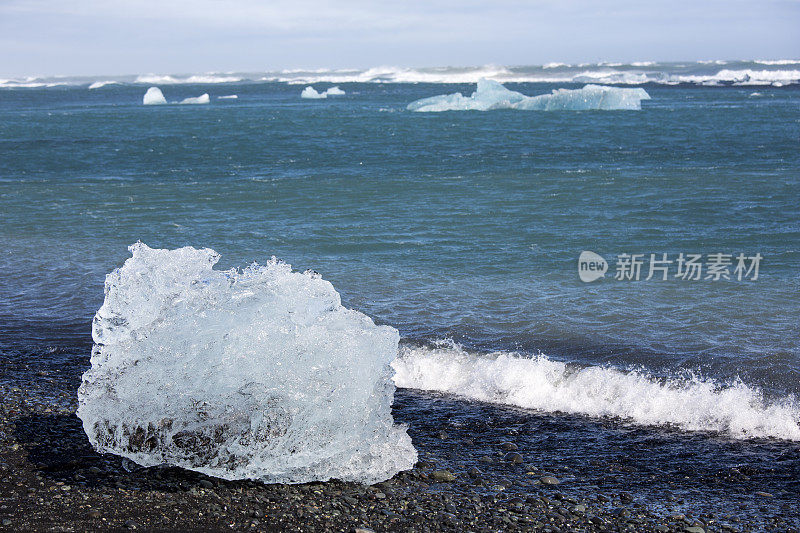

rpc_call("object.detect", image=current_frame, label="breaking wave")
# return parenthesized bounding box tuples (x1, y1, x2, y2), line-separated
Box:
(392, 341, 800, 441)
(3, 61, 799, 89)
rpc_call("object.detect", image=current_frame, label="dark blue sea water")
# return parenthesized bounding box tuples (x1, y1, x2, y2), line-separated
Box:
(1, 68, 799, 441)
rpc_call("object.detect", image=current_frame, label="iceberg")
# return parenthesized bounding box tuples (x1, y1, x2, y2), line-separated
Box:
(142, 87, 167, 105)
(217, 94, 238, 99)
(300, 86, 327, 99)
(324, 86, 346, 96)
(180, 93, 210, 105)
(77, 243, 416, 484)
(407, 79, 651, 112)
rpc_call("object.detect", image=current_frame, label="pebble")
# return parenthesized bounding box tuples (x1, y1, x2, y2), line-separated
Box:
(684, 527, 705, 533)
(504, 452, 523, 464)
(88, 510, 101, 519)
(466, 466, 482, 478)
(540, 476, 560, 485)
(1, 519, 11, 527)
(500, 442, 518, 451)
(430, 470, 456, 483)
(353, 529, 376, 533)
(124, 519, 139, 529)
(199, 480, 214, 489)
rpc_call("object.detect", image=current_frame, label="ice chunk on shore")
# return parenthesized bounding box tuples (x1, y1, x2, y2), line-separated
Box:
(325, 86, 346, 96)
(77, 243, 416, 484)
(180, 93, 210, 105)
(142, 87, 167, 105)
(301, 86, 327, 99)
(407, 79, 650, 112)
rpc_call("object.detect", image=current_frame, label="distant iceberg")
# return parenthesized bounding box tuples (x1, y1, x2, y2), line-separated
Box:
(143, 87, 167, 105)
(180, 93, 210, 105)
(301, 86, 346, 99)
(407, 79, 651, 112)
(301, 86, 327, 99)
(217, 94, 238, 99)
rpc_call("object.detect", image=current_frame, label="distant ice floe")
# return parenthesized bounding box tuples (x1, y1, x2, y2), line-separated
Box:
(393, 341, 800, 441)
(301, 86, 327, 99)
(180, 93, 210, 105)
(300, 85, 346, 99)
(217, 95, 238, 99)
(142, 87, 167, 105)
(406, 79, 650, 112)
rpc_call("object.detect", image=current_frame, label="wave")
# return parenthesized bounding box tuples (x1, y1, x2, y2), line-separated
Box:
(3, 61, 799, 89)
(134, 74, 242, 84)
(391, 341, 800, 441)
(88, 80, 118, 89)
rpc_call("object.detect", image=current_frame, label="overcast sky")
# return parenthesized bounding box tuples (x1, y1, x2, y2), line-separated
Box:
(1, 0, 798, 77)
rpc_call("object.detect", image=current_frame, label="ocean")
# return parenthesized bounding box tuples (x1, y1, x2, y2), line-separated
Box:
(1, 60, 799, 526)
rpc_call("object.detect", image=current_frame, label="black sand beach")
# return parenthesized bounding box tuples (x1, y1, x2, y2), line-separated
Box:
(1, 346, 798, 532)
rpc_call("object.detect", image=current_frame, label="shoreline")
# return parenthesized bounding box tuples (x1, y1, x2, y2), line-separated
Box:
(1, 356, 798, 532)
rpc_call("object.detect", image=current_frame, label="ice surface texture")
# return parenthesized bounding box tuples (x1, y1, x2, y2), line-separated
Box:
(142, 87, 167, 105)
(77, 243, 416, 484)
(407, 79, 650, 112)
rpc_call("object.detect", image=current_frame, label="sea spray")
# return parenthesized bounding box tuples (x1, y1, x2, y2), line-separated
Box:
(392, 341, 800, 440)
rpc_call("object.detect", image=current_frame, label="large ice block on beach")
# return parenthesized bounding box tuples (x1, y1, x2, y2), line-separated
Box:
(142, 87, 167, 105)
(407, 79, 650, 112)
(77, 243, 416, 484)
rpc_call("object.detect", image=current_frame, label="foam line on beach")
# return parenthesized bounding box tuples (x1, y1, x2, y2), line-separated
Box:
(392, 341, 800, 441)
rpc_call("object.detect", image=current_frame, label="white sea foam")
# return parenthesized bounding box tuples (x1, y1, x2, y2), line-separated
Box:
(671, 69, 800, 86)
(185, 75, 242, 83)
(135, 74, 241, 84)
(88, 80, 118, 89)
(4, 62, 798, 90)
(753, 59, 800, 65)
(179, 93, 210, 104)
(142, 87, 167, 105)
(392, 342, 800, 441)
(77, 243, 416, 484)
(136, 74, 181, 85)
(407, 79, 650, 112)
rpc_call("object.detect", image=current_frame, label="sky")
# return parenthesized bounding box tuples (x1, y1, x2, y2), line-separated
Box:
(0, 0, 798, 77)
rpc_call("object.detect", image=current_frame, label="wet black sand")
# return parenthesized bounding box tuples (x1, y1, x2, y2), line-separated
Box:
(1, 347, 799, 532)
